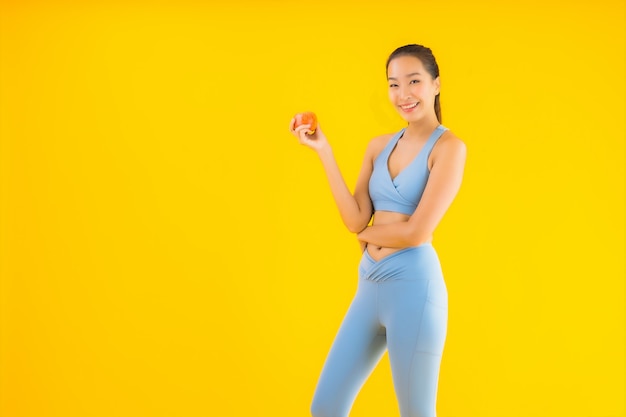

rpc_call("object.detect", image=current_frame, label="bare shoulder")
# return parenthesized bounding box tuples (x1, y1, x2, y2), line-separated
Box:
(429, 129, 466, 171)
(434, 129, 467, 157)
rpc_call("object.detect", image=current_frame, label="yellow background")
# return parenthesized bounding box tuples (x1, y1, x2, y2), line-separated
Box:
(1, 1, 624, 416)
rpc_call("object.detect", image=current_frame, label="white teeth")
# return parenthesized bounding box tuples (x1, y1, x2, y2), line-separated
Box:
(401, 102, 418, 109)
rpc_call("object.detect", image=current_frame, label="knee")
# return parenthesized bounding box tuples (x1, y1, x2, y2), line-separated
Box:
(310, 395, 339, 417)
(407, 403, 436, 417)
(309, 402, 327, 417)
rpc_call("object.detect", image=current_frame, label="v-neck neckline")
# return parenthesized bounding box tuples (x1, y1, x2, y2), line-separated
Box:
(386, 125, 441, 183)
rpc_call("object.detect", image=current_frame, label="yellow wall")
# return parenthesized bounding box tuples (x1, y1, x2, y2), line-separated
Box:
(1, 1, 624, 416)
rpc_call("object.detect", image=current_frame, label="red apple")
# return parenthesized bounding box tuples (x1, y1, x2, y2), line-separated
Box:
(294, 112, 317, 135)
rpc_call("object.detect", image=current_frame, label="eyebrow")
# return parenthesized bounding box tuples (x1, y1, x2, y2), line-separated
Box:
(387, 72, 422, 81)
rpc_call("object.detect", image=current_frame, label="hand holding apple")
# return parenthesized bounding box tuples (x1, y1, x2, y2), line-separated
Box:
(289, 111, 329, 152)
(293, 112, 317, 135)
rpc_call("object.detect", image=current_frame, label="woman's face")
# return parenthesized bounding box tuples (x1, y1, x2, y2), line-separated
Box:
(387, 55, 440, 123)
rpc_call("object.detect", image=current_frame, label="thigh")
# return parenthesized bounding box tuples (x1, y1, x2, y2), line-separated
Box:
(383, 279, 448, 417)
(311, 280, 387, 416)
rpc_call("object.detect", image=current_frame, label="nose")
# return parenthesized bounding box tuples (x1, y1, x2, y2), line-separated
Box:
(399, 86, 412, 100)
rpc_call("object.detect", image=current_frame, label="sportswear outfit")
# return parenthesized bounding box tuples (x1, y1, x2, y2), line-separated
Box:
(311, 125, 449, 417)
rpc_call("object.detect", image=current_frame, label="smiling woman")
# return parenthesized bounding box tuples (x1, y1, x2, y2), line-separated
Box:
(387, 54, 441, 123)
(289, 44, 467, 417)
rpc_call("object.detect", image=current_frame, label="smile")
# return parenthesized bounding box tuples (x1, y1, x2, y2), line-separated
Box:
(400, 102, 419, 110)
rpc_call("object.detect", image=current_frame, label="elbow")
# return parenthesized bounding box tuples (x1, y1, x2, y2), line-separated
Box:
(345, 214, 371, 234)
(345, 208, 372, 234)
(346, 221, 368, 234)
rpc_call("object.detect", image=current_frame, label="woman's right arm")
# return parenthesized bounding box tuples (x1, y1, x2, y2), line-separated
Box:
(290, 119, 375, 234)
(316, 143, 375, 233)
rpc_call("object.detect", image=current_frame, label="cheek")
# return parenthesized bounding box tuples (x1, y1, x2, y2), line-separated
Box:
(412, 84, 427, 95)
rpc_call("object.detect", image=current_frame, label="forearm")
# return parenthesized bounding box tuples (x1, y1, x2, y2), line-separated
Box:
(316, 145, 369, 232)
(356, 222, 416, 248)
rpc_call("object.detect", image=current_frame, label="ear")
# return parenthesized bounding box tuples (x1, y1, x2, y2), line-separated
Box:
(433, 76, 441, 95)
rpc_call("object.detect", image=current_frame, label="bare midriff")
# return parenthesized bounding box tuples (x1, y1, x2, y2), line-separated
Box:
(365, 210, 432, 262)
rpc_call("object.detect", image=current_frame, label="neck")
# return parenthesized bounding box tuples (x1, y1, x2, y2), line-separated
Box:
(404, 117, 440, 141)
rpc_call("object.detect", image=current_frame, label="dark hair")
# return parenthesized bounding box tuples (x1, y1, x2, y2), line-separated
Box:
(386, 44, 441, 123)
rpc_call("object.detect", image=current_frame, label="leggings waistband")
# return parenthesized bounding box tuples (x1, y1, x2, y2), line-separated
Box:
(359, 243, 443, 282)
(363, 243, 433, 263)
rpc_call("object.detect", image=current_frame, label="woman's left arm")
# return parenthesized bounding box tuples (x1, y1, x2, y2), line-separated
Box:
(357, 136, 467, 247)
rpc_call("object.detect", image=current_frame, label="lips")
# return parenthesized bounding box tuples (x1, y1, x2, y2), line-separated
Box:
(400, 102, 419, 111)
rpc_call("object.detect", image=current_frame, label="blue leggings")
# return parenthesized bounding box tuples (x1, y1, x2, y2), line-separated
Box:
(311, 243, 448, 417)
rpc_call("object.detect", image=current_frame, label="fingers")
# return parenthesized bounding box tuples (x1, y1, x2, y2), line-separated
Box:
(289, 121, 314, 133)
(292, 124, 313, 138)
(289, 117, 324, 150)
(290, 119, 312, 137)
(293, 125, 318, 147)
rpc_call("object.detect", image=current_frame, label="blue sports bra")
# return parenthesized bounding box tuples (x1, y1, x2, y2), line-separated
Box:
(369, 125, 448, 216)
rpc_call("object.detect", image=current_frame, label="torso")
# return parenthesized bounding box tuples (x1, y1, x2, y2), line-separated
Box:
(365, 129, 449, 262)
(366, 211, 425, 261)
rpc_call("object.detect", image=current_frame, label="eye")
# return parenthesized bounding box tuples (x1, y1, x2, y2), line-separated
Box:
(410, 79, 420, 84)
(389, 83, 398, 88)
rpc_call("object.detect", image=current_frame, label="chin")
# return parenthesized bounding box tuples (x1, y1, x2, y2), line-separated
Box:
(397, 111, 421, 123)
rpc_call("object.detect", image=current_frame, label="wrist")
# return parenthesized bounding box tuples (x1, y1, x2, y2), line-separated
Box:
(315, 143, 333, 158)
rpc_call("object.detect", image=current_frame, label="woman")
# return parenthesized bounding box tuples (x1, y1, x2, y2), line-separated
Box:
(289, 44, 467, 417)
